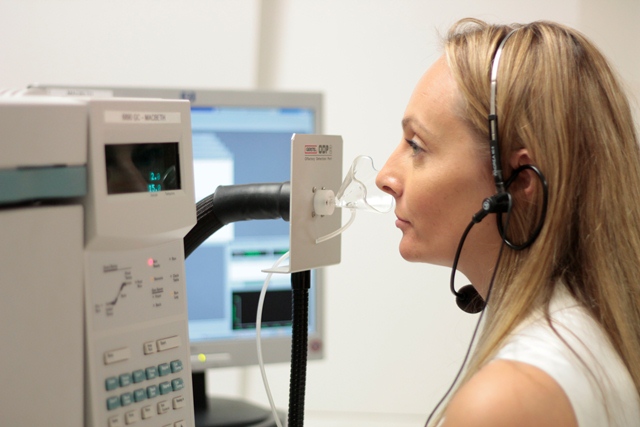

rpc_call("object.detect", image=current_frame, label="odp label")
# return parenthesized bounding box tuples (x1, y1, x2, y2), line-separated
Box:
(304, 144, 332, 156)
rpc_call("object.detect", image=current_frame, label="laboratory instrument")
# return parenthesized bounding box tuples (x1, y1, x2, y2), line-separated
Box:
(32, 85, 327, 427)
(0, 94, 196, 427)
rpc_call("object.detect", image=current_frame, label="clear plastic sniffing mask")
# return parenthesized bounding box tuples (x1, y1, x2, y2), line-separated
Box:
(314, 155, 394, 244)
(335, 155, 394, 213)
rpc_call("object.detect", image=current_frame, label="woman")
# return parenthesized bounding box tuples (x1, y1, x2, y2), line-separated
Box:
(376, 19, 640, 426)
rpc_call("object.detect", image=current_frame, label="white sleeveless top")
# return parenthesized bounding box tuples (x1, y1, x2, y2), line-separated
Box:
(493, 286, 640, 426)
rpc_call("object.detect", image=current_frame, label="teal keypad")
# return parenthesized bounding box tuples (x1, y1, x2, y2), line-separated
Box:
(104, 359, 184, 411)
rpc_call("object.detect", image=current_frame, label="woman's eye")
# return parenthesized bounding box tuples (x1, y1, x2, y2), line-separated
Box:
(405, 138, 423, 155)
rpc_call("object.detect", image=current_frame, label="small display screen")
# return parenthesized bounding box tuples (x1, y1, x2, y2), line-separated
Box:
(105, 143, 181, 194)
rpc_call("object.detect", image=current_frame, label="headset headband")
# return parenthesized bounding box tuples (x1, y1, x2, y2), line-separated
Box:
(488, 29, 518, 194)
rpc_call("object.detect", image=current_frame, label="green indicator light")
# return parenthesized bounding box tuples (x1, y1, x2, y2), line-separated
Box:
(243, 251, 266, 257)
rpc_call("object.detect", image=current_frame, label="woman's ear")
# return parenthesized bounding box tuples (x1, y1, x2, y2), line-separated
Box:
(508, 149, 536, 200)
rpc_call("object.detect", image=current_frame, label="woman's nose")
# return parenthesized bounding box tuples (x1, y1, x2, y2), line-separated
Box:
(376, 150, 402, 198)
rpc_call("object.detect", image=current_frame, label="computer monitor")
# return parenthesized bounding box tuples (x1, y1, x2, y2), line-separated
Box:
(34, 84, 325, 426)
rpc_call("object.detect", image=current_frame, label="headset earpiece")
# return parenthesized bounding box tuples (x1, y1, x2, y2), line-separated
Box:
(472, 192, 512, 223)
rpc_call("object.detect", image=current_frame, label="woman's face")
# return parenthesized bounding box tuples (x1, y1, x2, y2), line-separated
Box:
(376, 56, 501, 280)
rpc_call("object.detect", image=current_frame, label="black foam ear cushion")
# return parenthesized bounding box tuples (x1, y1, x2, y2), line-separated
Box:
(455, 285, 486, 314)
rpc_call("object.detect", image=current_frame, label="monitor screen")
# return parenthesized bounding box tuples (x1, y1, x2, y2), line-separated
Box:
(36, 85, 325, 371)
(184, 99, 324, 369)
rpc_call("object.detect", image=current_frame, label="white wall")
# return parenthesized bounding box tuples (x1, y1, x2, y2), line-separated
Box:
(0, 0, 261, 89)
(578, 0, 640, 121)
(1, 0, 637, 424)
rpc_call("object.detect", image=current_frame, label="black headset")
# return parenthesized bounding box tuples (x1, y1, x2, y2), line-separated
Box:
(450, 30, 549, 314)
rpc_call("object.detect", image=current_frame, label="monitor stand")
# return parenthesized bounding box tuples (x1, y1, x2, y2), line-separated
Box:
(192, 372, 284, 427)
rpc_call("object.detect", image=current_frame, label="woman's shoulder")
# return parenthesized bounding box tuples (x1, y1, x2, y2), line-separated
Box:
(442, 359, 577, 427)
(476, 286, 640, 427)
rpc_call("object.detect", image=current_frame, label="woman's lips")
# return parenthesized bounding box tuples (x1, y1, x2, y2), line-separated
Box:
(395, 215, 410, 229)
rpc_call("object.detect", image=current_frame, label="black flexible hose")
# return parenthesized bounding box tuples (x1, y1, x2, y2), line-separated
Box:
(289, 270, 310, 427)
(183, 182, 290, 258)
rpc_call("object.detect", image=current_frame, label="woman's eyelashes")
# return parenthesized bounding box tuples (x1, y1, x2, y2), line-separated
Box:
(405, 135, 426, 156)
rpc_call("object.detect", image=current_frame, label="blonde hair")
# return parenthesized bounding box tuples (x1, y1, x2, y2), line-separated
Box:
(439, 17, 640, 422)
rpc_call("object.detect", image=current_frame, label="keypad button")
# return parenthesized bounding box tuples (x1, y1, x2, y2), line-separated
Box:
(133, 388, 147, 402)
(157, 400, 171, 414)
(158, 363, 171, 377)
(107, 396, 121, 411)
(143, 341, 156, 355)
(132, 369, 146, 383)
(104, 347, 131, 365)
(172, 395, 185, 409)
(159, 381, 172, 395)
(170, 360, 183, 373)
(171, 378, 184, 392)
(146, 385, 159, 399)
(120, 392, 133, 407)
(145, 366, 158, 380)
(157, 335, 181, 352)
(174, 420, 187, 427)
(106, 376, 119, 391)
(125, 409, 139, 425)
(108, 414, 123, 427)
(141, 405, 154, 419)
(119, 373, 132, 387)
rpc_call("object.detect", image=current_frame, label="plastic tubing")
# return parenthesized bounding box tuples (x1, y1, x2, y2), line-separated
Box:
(315, 208, 356, 244)
(256, 252, 291, 427)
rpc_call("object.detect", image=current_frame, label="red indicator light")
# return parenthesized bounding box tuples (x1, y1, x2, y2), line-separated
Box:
(147, 258, 154, 267)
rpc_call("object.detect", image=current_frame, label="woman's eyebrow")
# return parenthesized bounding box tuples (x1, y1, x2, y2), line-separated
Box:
(401, 116, 436, 140)
(401, 117, 412, 130)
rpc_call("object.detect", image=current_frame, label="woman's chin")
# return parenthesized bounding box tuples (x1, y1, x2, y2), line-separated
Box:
(398, 243, 422, 263)
(398, 242, 449, 266)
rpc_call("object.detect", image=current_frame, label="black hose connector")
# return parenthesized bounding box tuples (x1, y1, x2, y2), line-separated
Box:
(289, 270, 311, 427)
(183, 182, 290, 259)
